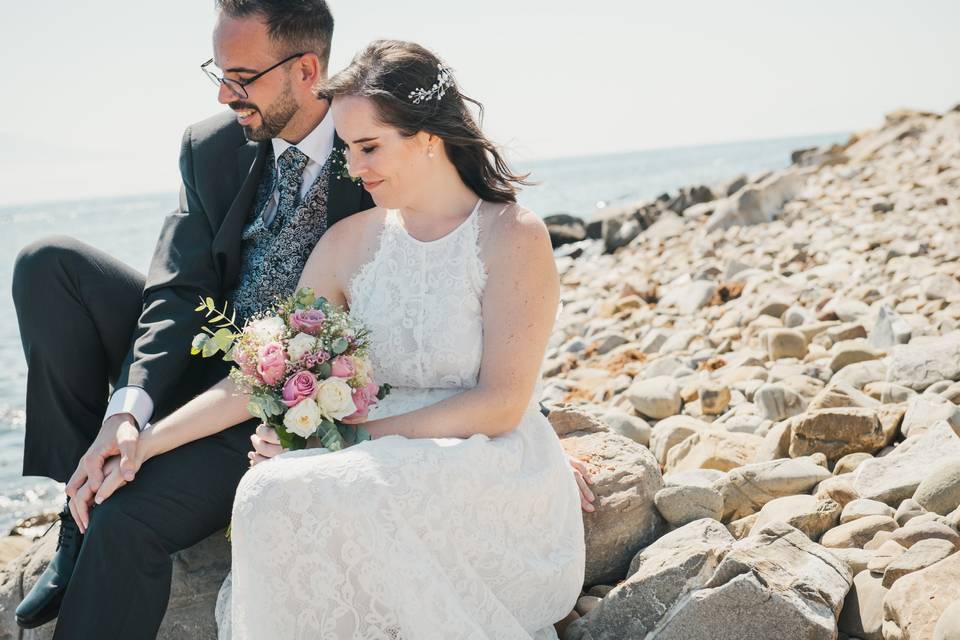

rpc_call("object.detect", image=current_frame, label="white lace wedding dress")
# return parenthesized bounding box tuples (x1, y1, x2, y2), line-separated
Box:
(215, 201, 586, 639)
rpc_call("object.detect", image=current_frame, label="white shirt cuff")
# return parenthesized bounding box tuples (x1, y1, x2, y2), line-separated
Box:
(104, 386, 154, 431)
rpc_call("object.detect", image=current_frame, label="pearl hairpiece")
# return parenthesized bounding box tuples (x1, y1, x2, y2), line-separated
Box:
(408, 63, 454, 104)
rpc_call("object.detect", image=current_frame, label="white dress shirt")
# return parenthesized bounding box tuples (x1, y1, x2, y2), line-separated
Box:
(104, 113, 337, 431)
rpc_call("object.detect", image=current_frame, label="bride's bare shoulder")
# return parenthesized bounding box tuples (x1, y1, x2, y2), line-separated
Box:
(323, 206, 386, 245)
(486, 201, 550, 251)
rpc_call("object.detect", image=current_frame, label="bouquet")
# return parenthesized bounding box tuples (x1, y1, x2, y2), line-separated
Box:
(190, 287, 390, 451)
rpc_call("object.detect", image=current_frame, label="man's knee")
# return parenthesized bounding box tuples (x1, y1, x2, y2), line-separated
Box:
(84, 494, 157, 548)
(12, 234, 87, 308)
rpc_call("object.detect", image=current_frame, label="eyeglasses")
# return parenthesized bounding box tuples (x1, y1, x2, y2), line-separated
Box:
(201, 52, 306, 99)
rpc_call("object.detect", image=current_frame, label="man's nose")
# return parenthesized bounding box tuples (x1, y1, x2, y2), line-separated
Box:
(217, 82, 242, 105)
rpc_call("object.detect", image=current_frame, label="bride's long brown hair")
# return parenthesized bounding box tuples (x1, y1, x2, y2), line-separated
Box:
(316, 40, 530, 204)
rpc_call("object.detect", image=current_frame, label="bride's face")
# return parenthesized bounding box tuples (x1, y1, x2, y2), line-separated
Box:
(332, 95, 435, 209)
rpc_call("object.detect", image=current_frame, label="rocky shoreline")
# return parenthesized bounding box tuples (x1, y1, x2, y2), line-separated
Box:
(3, 104, 960, 639)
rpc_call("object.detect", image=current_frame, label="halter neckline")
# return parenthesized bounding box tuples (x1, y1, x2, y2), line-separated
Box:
(388, 199, 482, 245)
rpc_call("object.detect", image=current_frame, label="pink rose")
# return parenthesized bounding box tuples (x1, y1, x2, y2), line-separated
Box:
(289, 309, 326, 335)
(256, 342, 287, 386)
(344, 381, 380, 421)
(281, 371, 317, 408)
(330, 355, 356, 379)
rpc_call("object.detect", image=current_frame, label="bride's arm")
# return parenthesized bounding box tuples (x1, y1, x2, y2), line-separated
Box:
(136, 376, 252, 463)
(365, 206, 558, 440)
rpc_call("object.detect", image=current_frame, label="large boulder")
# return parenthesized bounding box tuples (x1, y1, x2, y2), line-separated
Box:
(560, 428, 666, 586)
(854, 421, 960, 505)
(619, 522, 850, 639)
(883, 550, 960, 640)
(565, 519, 734, 639)
(0, 526, 230, 640)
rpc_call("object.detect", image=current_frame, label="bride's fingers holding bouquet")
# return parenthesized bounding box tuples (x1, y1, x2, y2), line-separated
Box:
(249, 424, 286, 467)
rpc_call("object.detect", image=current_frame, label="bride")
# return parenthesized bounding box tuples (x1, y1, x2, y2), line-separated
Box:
(97, 40, 588, 638)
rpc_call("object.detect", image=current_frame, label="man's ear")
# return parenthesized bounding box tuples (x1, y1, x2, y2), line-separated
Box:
(297, 53, 323, 86)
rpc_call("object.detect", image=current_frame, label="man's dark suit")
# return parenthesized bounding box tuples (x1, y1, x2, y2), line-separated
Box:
(11, 110, 373, 639)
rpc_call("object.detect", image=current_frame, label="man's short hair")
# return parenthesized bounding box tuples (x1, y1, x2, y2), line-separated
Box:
(216, 0, 334, 71)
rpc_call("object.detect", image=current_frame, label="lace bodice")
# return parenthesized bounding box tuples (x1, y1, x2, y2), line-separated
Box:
(347, 200, 487, 393)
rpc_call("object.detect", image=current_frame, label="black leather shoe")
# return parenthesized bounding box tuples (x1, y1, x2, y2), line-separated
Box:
(15, 503, 82, 629)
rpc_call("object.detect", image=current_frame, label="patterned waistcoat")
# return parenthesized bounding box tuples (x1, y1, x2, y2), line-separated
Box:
(227, 149, 333, 320)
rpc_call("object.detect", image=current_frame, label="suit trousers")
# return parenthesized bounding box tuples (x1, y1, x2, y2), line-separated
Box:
(12, 235, 256, 639)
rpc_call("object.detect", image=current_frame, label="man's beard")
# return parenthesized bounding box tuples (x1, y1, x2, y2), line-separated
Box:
(236, 80, 299, 141)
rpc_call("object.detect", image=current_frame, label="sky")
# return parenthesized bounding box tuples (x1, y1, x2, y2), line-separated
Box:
(1, 0, 958, 206)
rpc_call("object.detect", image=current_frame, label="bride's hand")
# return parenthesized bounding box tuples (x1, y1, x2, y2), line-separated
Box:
(567, 455, 595, 513)
(249, 424, 287, 466)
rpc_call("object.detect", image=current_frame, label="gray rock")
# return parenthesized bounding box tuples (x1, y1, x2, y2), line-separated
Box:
(662, 468, 728, 488)
(560, 429, 666, 586)
(789, 407, 886, 465)
(887, 332, 960, 392)
(0, 526, 230, 640)
(854, 421, 960, 505)
(755, 383, 807, 421)
(835, 452, 875, 475)
(819, 515, 898, 549)
(638, 522, 852, 640)
(839, 570, 888, 640)
(882, 538, 957, 588)
(914, 460, 960, 515)
(654, 485, 724, 527)
(883, 543, 960, 640)
(869, 305, 912, 349)
(896, 499, 927, 526)
(841, 498, 898, 524)
(833, 359, 888, 389)
(600, 410, 651, 446)
(704, 169, 808, 233)
(763, 328, 808, 360)
(902, 394, 960, 438)
(934, 600, 960, 640)
(748, 494, 841, 540)
(627, 375, 682, 420)
(566, 519, 735, 640)
(650, 415, 708, 465)
(714, 456, 832, 521)
(659, 280, 717, 315)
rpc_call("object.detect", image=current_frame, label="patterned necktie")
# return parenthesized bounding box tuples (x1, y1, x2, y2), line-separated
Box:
(272, 146, 309, 227)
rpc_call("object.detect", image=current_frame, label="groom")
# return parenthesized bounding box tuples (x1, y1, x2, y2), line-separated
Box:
(11, 0, 371, 636)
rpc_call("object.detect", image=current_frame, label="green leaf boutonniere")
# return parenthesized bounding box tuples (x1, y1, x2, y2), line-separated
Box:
(332, 147, 361, 183)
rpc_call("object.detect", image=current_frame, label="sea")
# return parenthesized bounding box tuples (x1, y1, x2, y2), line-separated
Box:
(0, 131, 846, 532)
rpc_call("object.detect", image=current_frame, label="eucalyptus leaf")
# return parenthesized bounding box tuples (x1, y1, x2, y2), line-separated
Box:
(332, 337, 349, 355)
(201, 338, 220, 358)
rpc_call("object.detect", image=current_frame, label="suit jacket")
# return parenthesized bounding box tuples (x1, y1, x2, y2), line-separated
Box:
(114, 111, 374, 419)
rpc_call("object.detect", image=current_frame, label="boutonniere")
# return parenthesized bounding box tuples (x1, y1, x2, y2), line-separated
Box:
(332, 147, 361, 184)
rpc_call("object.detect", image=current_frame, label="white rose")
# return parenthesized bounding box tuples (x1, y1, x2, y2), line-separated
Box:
(247, 316, 286, 343)
(283, 397, 322, 438)
(314, 378, 357, 421)
(287, 332, 318, 361)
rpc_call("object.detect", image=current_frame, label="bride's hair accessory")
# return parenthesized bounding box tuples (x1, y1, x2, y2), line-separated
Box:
(408, 63, 454, 104)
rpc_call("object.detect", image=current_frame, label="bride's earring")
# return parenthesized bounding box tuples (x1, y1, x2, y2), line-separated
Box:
(427, 146, 435, 158)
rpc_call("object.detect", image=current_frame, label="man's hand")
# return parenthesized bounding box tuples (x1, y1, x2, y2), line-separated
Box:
(69, 456, 127, 534)
(249, 424, 287, 466)
(66, 413, 140, 502)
